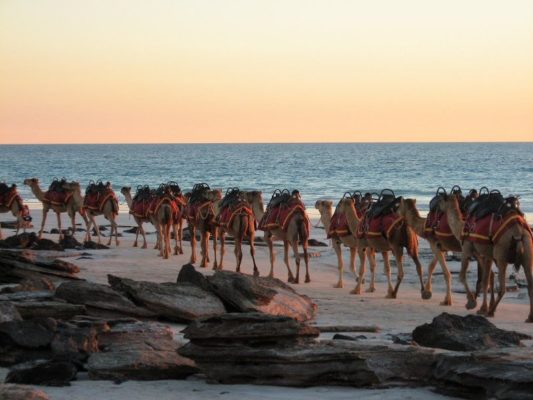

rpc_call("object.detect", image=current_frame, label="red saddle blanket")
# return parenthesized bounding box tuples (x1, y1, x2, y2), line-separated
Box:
(84, 189, 118, 214)
(147, 195, 180, 217)
(130, 199, 152, 219)
(186, 201, 214, 224)
(327, 212, 350, 238)
(424, 211, 455, 239)
(358, 213, 404, 240)
(258, 201, 309, 233)
(0, 188, 22, 209)
(43, 191, 72, 206)
(462, 211, 532, 245)
(217, 204, 254, 230)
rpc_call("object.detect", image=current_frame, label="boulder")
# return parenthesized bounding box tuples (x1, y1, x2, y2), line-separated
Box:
(87, 321, 198, 381)
(0, 302, 21, 323)
(176, 263, 211, 291)
(82, 241, 110, 250)
(0, 384, 49, 400)
(412, 313, 531, 351)
(59, 235, 83, 249)
(108, 275, 226, 321)
(14, 301, 86, 320)
(0, 318, 57, 348)
(55, 281, 155, 318)
(206, 270, 317, 321)
(5, 359, 77, 386)
(0, 250, 80, 282)
(50, 319, 107, 363)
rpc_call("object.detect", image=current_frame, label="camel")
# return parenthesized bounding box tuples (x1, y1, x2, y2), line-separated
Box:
(121, 186, 152, 249)
(261, 190, 310, 284)
(64, 181, 119, 246)
(0, 184, 27, 239)
(336, 195, 425, 298)
(439, 192, 533, 321)
(23, 178, 88, 241)
(315, 199, 378, 290)
(397, 197, 458, 305)
(215, 190, 264, 276)
(186, 186, 222, 269)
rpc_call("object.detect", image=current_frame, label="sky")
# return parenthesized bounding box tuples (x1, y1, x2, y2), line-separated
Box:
(1, 0, 532, 144)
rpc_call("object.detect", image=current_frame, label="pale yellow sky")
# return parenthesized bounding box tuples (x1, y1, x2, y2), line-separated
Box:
(1, 0, 532, 144)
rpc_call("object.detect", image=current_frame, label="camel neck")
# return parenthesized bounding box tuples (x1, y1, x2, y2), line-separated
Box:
(343, 203, 360, 233)
(30, 183, 46, 202)
(320, 207, 333, 232)
(404, 208, 426, 237)
(123, 191, 133, 208)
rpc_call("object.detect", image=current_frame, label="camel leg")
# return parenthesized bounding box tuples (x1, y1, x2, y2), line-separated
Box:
(92, 215, 102, 244)
(423, 256, 438, 300)
(436, 252, 452, 306)
(56, 212, 63, 241)
(70, 212, 76, 238)
(283, 240, 295, 283)
(367, 251, 377, 292)
(523, 238, 533, 322)
(460, 253, 477, 310)
(477, 258, 492, 316)
(200, 231, 209, 268)
(178, 220, 184, 254)
(352, 247, 366, 295)
(235, 235, 243, 273)
(346, 245, 357, 289)
(139, 221, 147, 249)
(411, 252, 424, 295)
(302, 238, 310, 283)
(488, 261, 507, 317)
(112, 216, 120, 246)
(39, 208, 48, 240)
(216, 231, 224, 270)
(333, 240, 344, 288)
(157, 224, 165, 258)
(291, 240, 301, 284)
(250, 232, 259, 277)
(391, 247, 405, 299)
(165, 221, 171, 259)
(383, 252, 395, 298)
(266, 233, 276, 278)
(133, 223, 139, 247)
(189, 225, 197, 264)
(211, 228, 218, 269)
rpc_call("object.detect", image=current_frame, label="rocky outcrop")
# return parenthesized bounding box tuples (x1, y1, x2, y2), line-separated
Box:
(0, 318, 57, 348)
(55, 281, 155, 318)
(206, 270, 317, 321)
(108, 275, 226, 321)
(87, 320, 198, 381)
(5, 359, 77, 386)
(412, 313, 531, 351)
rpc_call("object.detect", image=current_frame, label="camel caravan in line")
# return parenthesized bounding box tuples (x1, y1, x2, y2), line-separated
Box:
(23, 177, 88, 241)
(0, 182, 31, 239)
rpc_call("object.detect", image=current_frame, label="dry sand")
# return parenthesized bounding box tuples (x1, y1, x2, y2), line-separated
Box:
(1, 206, 532, 399)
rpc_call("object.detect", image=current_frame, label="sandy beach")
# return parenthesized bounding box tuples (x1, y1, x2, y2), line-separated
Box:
(1, 205, 532, 400)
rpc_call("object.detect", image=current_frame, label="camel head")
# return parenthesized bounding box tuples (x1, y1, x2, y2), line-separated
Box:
(314, 200, 333, 215)
(245, 191, 265, 220)
(23, 178, 39, 187)
(398, 197, 417, 217)
(120, 186, 131, 196)
(336, 197, 355, 215)
(437, 192, 460, 213)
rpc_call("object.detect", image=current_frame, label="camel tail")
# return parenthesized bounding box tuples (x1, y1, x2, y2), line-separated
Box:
(515, 232, 532, 273)
(297, 215, 310, 245)
(162, 205, 172, 226)
(404, 224, 419, 257)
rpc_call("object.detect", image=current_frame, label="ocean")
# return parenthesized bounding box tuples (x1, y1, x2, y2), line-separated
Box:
(1, 143, 532, 215)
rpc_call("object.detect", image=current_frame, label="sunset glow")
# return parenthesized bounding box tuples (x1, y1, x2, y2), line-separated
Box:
(1, 0, 532, 143)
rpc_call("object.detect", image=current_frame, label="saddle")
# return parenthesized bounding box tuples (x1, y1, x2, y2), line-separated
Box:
(133, 185, 152, 202)
(259, 189, 307, 232)
(219, 187, 245, 210)
(86, 179, 111, 195)
(48, 177, 67, 193)
(367, 189, 400, 219)
(0, 182, 15, 196)
(189, 183, 211, 205)
(0, 182, 20, 209)
(84, 180, 117, 213)
(466, 187, 515, 220)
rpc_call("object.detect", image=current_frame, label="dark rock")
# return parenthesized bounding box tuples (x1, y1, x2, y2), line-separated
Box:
(176, 264, 211, 291)
(83, 241, 110, 250)
(0, 318, 57, 348)
(206, 270, 317, 321)
(307, 238, 328, 247)
(50, 319, 107, 363)
(433, 347, 533, 400)
(59, 235, 83, 249)
(5, 359, 77, 386)
(0, 302, 22, 323)
(0, 220, 18, 229)
(87, 321, 198, 381)
(123, 227, 138, 234)
(387, 333, 412, 345)
(14, 301, 86, 320)
(0, 250, 80, 282)
(182, 313, 319, 345)
(108, 275, 226, 321)
(412, 313, 531, 351)
(0, 277, 55, 293)
(31, 238, 63, 251)
(55, 281, 156, 318)
(0, 291, 55, 302)
(332, 334, 367, 341)
(0, 384, 49, 399)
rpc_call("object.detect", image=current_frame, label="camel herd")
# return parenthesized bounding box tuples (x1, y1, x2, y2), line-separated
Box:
(0, 179, 532, 322)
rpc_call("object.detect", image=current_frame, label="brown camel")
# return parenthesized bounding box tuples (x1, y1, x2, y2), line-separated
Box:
(215, 190, 264, 276)
(398, 197, 457, 305)
(155, 199, 173, 259)
(439, 193, 533, 321)
(64, 182, 120, 246)
(260, 190, 310, 284)
(23, 178, 88, 241)
(337, 196, 425, 298)
(0, 184, 27, 239)
(121, 186, 152, 249)
(315, 199, 378, 290)
(186, 187, 222, 268)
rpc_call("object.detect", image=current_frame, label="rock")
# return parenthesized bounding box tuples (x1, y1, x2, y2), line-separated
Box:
(182, 313, 319, 345)
(83, 241, 110, 250)
(307, 238, 328, 247)
(108, 275, 226, 321)
(206, 270, 317, 321)
(0, 277, 55, 293)
(176, 264, 211, 291)
(55, 281, 156, 318)
(14, 301, 86, 320)
(0, 250, 80, 282)
(0, 302, 22, 323)
(332, 334, 367, 341)
(31, 238, 63, 251)
(412, 313, 531, 351)
(0, 318, 57, 348)
(59, 235, 83, 249)
(0, 291, 55, 302)
(122, 227, 138, 234)
(0, 384, 49, 400)
(0, 220, 18, 229)
(50, 319, 107, 363)
(433, 347, 533, 399)
(87, 321, 198, 381)
(5, 359, 77, 386)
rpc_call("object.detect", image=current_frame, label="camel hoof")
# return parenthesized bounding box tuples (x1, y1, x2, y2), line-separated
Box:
(365, 287, 376, 293)
(142, 244, 147, 249)
(350, 287, 361, 295)
(487, 312, 495, 318)
(133, 243, 138, 247)
(253, 270, 259, 277)
(174, 249, 179, 255)
(421, 290, 433, 300)
(179, 249, 184, 255)
(333, 282, 344, 289)
(386, 290, 396, 299)
(465, 299, 477, 310)
(305, 276, 310, 283)
(525, 316, 533, 323)
(116, 241, 120, 246)
(268, 273, 274, 279)
(440, 300, 452, 306)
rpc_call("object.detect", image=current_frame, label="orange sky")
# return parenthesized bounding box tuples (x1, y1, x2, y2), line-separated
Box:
(1, 0, 532, 144)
